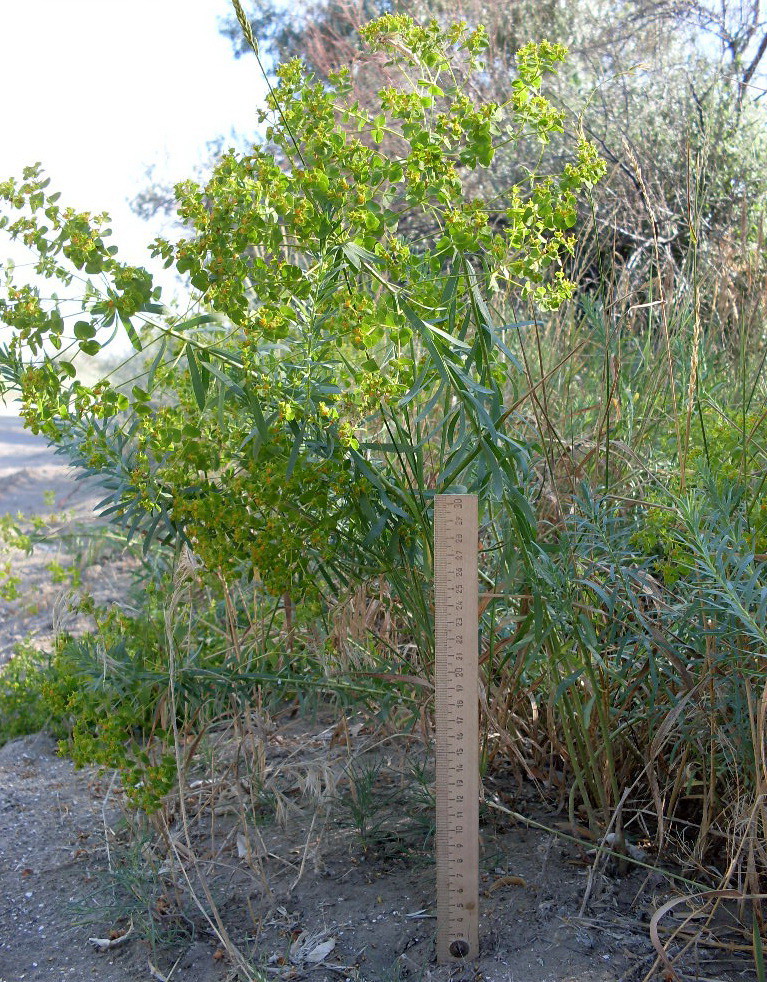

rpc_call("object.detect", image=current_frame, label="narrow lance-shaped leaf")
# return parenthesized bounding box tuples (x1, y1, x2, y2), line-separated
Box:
(186, 344, 210, 410)
(119, 312, 143, 352)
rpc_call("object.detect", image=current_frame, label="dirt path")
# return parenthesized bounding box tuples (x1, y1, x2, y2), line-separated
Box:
(0, 415, 98, 515)
(0, 422, 117, 976)
(0, 419, 152, 981)
(0, 735, 129, 982)
(0, 417, 134, 666)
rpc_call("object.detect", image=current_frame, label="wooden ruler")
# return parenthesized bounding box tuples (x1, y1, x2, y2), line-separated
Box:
(434, 494, 479, 963)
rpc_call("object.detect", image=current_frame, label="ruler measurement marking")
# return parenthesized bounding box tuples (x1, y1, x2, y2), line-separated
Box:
(435, 494, 479, 964)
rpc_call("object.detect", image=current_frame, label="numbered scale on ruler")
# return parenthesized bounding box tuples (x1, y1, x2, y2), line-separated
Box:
(434, 494, 479, 963)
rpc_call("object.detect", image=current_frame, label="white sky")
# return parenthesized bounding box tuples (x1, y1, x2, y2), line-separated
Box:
(0, 0, 267, 288)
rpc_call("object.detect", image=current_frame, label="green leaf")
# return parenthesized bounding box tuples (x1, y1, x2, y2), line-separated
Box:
(205, 362, 246, 402)
(425, 320, 470, 349)
(146, 338, 167, 391)
(186, 345, 210, 410)
(753, 911, 765, 982)
(177, 312, 218, 331)
(285, 419, 306, 478)
(245, 390, 269, 440)
(119, 312, 143, 352)
(400, 301, 455, 387)
(190, 271, 209, 291)
(340, 241, 380, 270)
(73, 321, 96, 341)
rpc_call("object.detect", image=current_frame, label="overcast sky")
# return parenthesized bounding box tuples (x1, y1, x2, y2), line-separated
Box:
(0, 0, 266, 285)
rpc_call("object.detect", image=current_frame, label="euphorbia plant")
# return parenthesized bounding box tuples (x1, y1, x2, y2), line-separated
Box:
(0, 12, 604, 633)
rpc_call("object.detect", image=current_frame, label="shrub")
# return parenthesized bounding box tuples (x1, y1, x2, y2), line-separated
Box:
(0, 15, 602, 625)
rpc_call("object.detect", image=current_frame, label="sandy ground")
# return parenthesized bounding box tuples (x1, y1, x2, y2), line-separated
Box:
(0, 415, 88, 514)
(0, 419, 759, 982)
(0, 417, 135, 665)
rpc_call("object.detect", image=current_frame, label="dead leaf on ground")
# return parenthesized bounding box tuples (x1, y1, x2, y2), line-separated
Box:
(487, 874, 527, 894)
(88, 920, 133, 950)
(290, 929, 336, 965)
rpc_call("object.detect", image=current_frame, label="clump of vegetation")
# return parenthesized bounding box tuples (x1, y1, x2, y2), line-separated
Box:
(0, 640, 52, 743)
